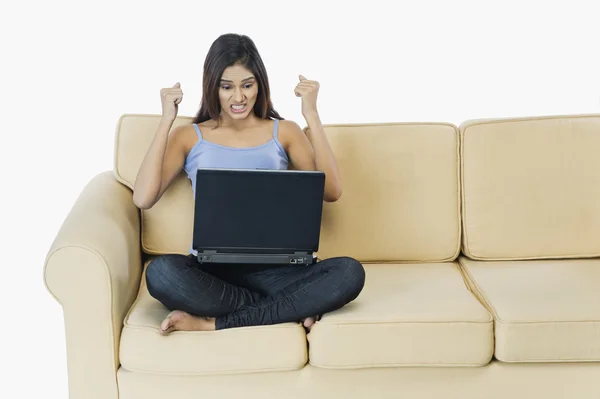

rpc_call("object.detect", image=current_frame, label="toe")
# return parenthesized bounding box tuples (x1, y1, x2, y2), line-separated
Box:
(160, 327, 171, 336)
(303, 317, 316, 328)
(160, 323, 171, 335)
(160, 312, 177, 334)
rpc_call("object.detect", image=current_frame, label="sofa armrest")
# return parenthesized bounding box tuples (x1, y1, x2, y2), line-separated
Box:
(44, 171, 142, 399)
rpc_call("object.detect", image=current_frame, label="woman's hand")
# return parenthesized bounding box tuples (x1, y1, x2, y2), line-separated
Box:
(160, 82, 183, 121)
(294, 75, 319, 117)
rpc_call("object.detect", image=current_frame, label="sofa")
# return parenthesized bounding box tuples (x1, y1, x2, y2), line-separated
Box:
(44, 113, 600, 398)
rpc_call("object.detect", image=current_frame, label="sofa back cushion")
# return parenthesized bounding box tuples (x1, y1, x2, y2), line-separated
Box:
(316, 123, 461, 262)
(115, 114, 195, 255)
(114, 115, 461, 262)
(460, 114, 600, 260)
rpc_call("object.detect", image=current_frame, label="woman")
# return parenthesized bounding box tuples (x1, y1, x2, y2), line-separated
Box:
(133, 33, 365, 335)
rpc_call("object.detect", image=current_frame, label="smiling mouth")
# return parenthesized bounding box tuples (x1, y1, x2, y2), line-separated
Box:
(231, 104, 247, 113)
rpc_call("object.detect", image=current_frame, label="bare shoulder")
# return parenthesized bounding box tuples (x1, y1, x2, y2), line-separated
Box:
(277, 119, 306, 147)
(166, 122, 194, 136)
(169, 123, 200, 153)
(278, 119, 303, 133)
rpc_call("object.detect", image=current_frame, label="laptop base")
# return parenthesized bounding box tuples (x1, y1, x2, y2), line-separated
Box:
(196, 251, 315, 266)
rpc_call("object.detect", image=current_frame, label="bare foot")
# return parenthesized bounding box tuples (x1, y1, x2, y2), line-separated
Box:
(160, 310, 216, 335)
(302, 315, 321, 332)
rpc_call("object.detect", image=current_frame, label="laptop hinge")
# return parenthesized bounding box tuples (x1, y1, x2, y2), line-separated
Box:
(196, 250, 315, 265)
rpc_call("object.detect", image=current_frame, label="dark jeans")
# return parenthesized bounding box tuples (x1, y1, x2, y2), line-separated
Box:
(145, 254, 366, 330)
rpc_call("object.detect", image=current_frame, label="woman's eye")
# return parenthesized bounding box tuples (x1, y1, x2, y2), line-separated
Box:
(244, 84, 253, 89)
(221, 85, 231, 90)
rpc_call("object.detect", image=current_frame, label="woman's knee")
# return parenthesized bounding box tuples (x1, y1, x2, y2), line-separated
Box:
(145, 254, 187, 301)
(145, 254, 228, 317)
(328, 256, 366, 301)
(343, 257, 366, 299)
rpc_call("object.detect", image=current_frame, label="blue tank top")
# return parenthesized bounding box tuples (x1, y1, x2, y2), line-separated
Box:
(184, 119, 289, 195)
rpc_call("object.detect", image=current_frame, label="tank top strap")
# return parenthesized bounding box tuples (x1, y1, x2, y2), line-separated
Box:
(272, 119, 280, 139)
(192, 124, 203, 141)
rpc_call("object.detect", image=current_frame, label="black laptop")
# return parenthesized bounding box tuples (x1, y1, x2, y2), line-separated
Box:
(192, 168, 326, 265)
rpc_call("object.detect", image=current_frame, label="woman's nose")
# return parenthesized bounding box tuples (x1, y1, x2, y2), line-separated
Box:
(234, 88, 244, 103)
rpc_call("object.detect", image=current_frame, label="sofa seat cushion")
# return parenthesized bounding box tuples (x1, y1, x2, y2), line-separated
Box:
(119, 261, 308, 375)
(307, 263, 494, 368)
(459, 256, 600, 362)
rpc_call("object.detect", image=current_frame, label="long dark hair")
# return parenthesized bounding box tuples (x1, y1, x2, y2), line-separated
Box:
(193, 33, 283, 124)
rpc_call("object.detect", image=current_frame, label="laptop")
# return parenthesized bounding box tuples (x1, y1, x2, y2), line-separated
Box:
(192, 168, 326, 266)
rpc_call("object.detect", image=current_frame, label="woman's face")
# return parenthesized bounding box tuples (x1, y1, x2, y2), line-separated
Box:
(218, 64, 259, 120)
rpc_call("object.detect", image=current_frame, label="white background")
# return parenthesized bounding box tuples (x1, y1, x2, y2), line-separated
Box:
(2, 0, 599, 397)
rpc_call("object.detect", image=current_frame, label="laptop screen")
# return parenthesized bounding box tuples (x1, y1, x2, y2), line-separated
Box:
(192, 168, 325, 254)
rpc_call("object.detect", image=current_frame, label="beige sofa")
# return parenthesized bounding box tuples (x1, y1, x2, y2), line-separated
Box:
(44, 113, 600, 399)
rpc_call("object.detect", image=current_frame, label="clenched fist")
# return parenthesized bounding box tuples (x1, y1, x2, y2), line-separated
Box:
(294, 75, 319, 116)
(160, 82, 183, 121)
